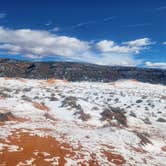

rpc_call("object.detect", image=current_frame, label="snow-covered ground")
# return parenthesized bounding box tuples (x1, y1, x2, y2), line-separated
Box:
(0, 77, 166, 165)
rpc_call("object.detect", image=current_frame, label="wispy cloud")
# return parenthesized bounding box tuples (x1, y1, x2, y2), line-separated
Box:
(60, 16, 117, 30)
(103, 16, 117, 21)
(0, 13, 6, 19)
(122, 23, 152, 28)
(73, 16, 117, 28)
(45, 21, 52, 26)
(145, 62, 166, 69)
(50, 27, 59, 32)
(71, 20, 96, 28)
(47, 16, 117, 33)
(156, 6, 166, 11)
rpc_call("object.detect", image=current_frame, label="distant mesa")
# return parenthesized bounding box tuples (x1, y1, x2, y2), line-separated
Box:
(0, 58, 165, 85)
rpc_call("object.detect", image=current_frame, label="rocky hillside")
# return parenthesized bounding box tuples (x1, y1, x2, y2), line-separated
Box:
(0, 58, 165, 85)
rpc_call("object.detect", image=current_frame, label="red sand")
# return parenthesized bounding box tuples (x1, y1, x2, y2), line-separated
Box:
(0, 131, 126, 165)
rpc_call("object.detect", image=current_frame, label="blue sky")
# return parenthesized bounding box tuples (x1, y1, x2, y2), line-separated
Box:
(0, 0, 165, 68)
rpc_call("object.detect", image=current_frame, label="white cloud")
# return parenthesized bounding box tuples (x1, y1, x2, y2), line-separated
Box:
(78, 52, 141, 66)
(124, 38, 153, 47)
(96, 40, 115, 52)
(0, 13, 6, 19)
(0, 27, 90, 58)
(163, 42, 166, 45)
(96, 38, 153, 54)
(145, 61, 166, 69)
(0, 27, 153, 66)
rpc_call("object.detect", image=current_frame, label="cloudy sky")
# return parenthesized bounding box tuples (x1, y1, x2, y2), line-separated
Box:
(0, 0, 165, 68)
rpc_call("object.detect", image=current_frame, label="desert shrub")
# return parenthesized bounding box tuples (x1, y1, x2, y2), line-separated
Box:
(100, 106, 127, 126)
(0, 112, 15, 121)
(74, 110, 91, 121)
(157, 118, 166, 122)
(134, 131, 152, 145)
(61, 96, 78, 108)
(136, 99, 143, 103)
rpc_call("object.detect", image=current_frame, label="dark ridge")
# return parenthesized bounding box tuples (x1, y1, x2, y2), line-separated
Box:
(0, 58, 165, 85)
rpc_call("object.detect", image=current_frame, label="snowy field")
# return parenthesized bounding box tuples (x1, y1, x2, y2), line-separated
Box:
(0, 77, 166, 165)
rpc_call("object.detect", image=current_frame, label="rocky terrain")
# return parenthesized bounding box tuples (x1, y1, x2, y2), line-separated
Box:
(0, 77, 166, 165)
(0, 58, 166, 84)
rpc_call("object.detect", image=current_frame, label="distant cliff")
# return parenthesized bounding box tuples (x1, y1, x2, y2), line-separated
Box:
(0, 58, 165, 85)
